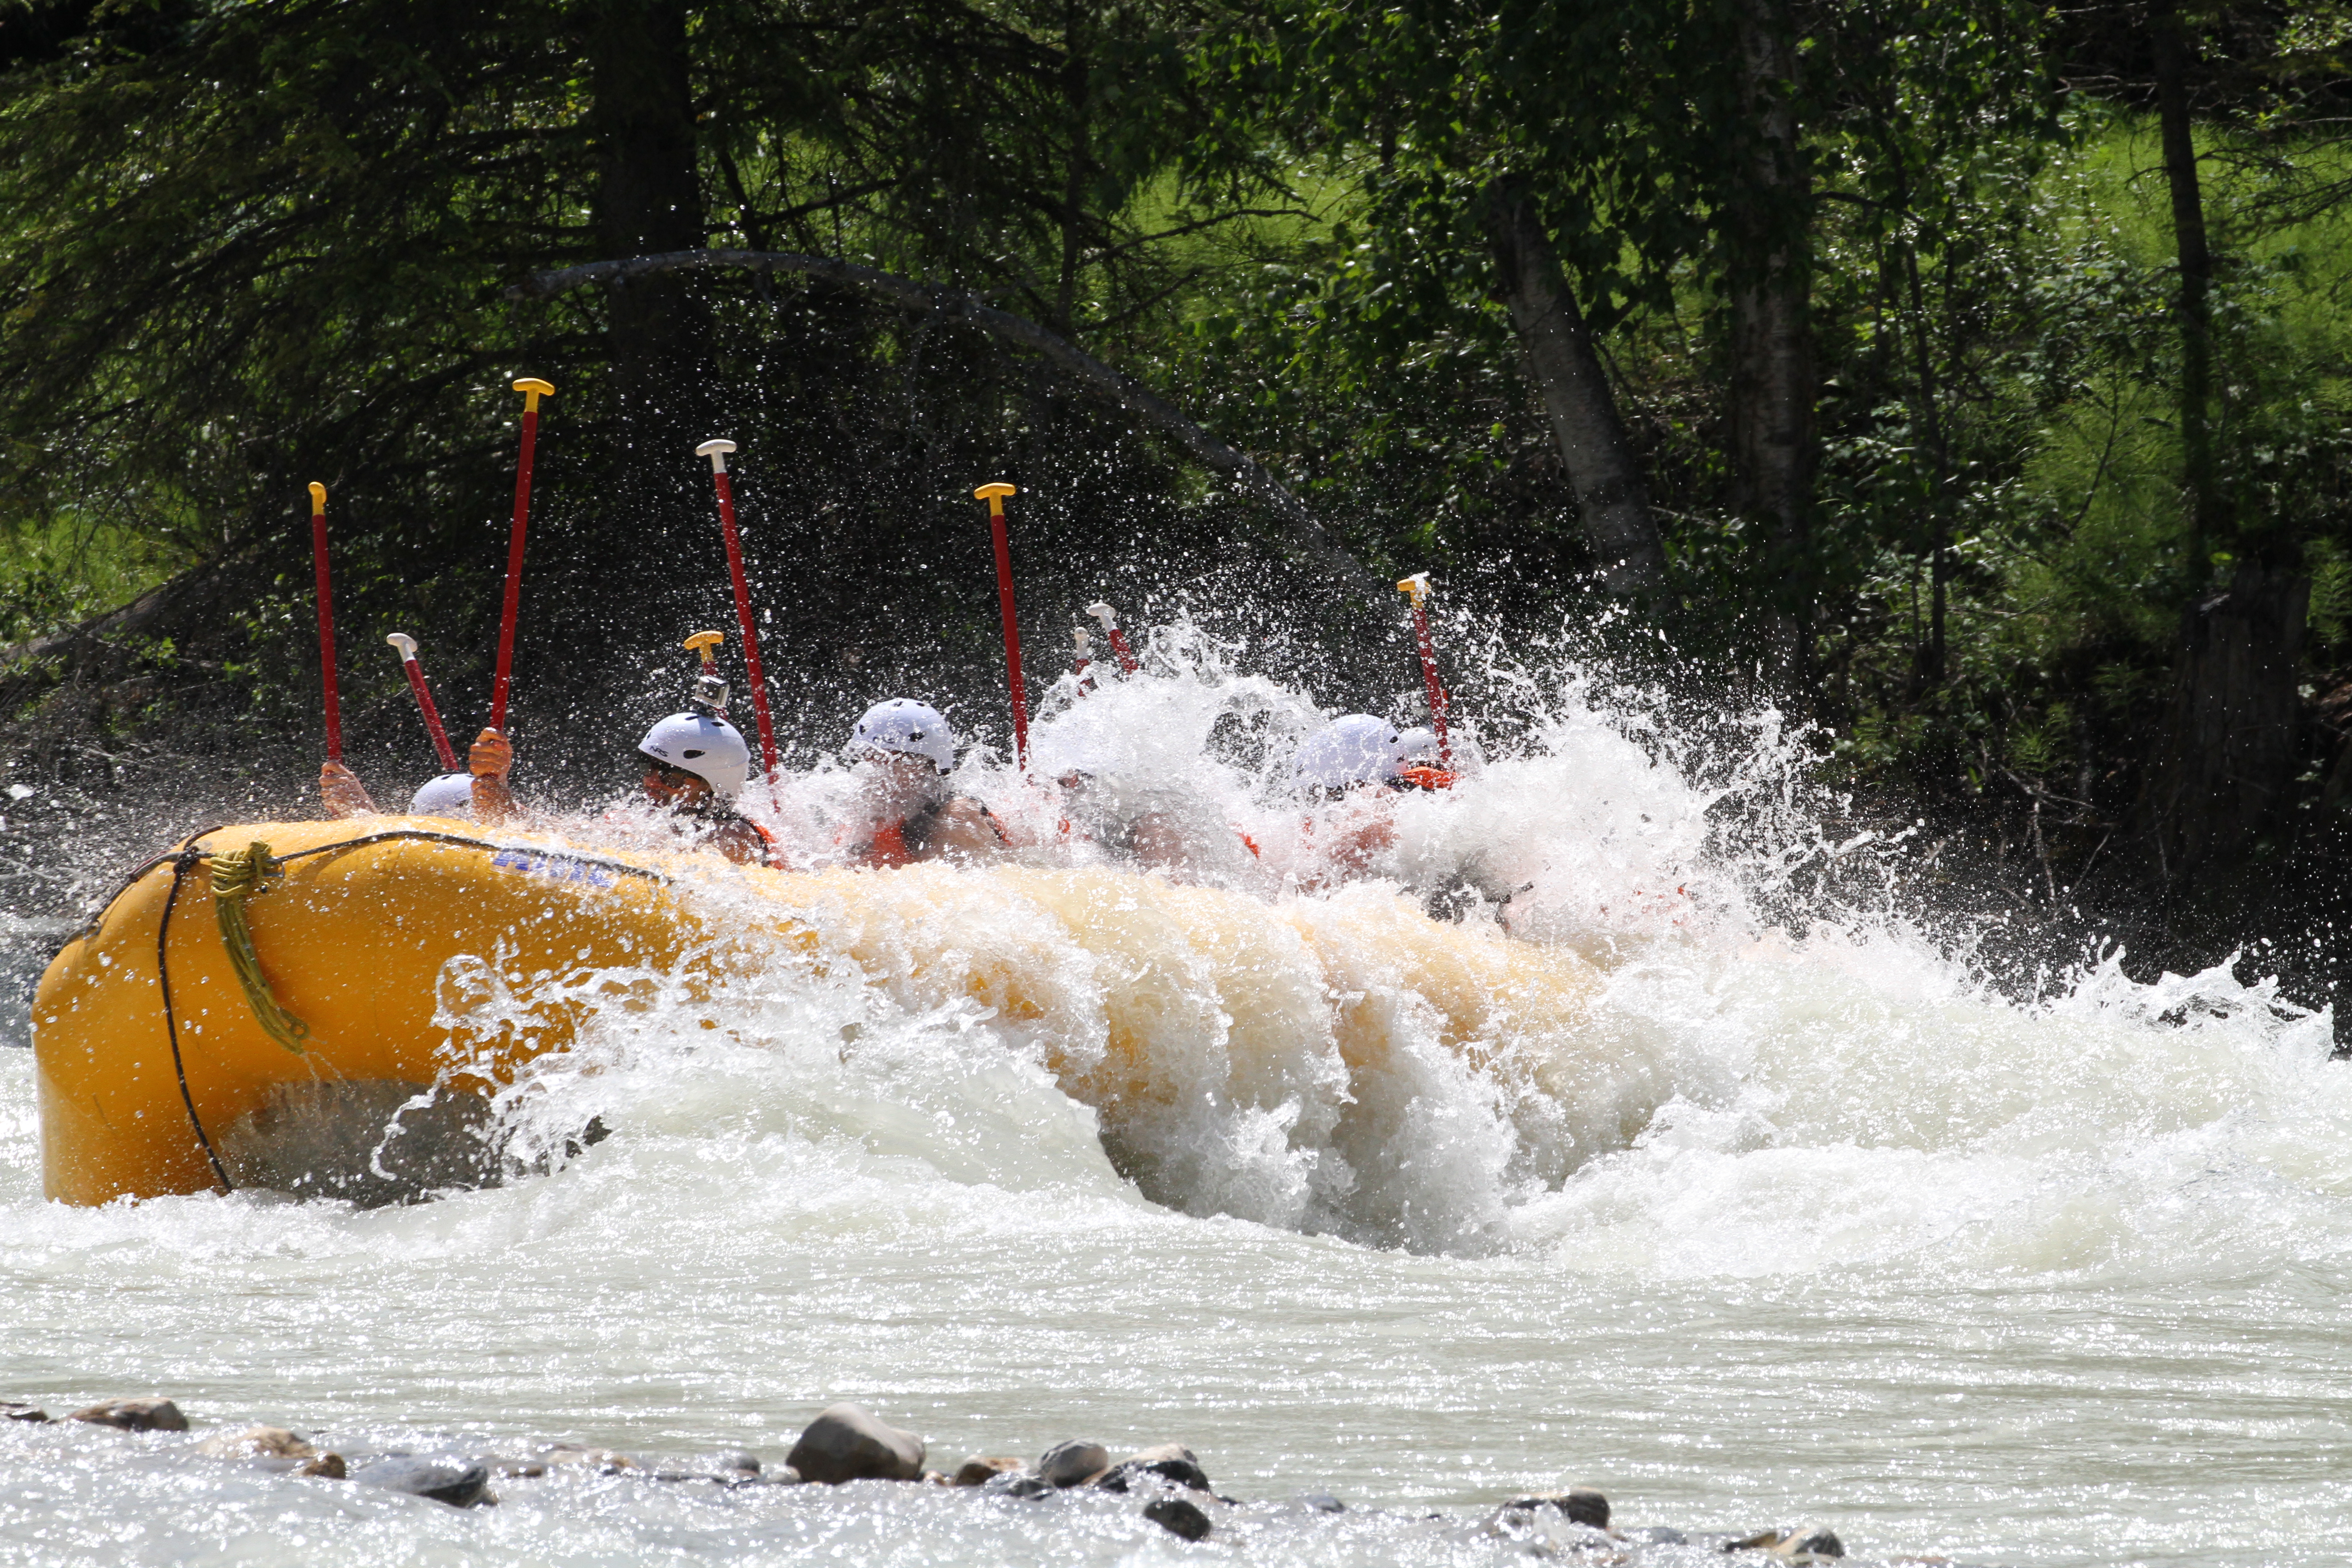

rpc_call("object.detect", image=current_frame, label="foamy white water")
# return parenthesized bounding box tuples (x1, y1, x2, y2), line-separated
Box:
(5, 640, 2351, 1565)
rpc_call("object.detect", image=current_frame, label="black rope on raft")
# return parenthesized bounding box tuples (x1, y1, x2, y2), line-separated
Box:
(122, 824, 677, 1199)
(77, 825, 678, 941)
(156, 833, 234, 1196)
(265, 827, 675, 885)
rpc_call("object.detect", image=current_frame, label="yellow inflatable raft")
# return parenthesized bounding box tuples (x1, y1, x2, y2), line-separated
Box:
(35, 818, 1612, 1207)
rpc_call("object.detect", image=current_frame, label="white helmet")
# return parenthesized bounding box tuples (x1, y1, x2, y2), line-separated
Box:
(1291, 714, 1414, 792)
(638, 710, 751, 798)
(849, 699, 956, 774)
(409, 771, 474, 818)
(1394, 726, 1440, 764)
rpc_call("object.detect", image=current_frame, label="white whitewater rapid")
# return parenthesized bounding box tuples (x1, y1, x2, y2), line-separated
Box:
(4, 628, 2349, 1565)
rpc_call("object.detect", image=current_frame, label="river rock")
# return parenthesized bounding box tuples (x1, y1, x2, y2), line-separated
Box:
(1727, 1526, 1846, 1559)
(196, 1426, 316, 1460)
(986, 1471, 1054, 1499)
(539, 1443, 639, 1472)
(1143, 1496, 1212, 1541)
(1295, 1492, 1345, 1513)
(1035, 1439, 1110, 1488)
(296, 1453, 348, 1479)
(786, 1404, 924, 1484)
(68, 1397, 187, 1432)
(1095, 1442, 1210, 1494)
(1503, 1487, 1609, 1529)
(2, 1401, 48, 1422)
(349, 1455, 493, 1507)
(954, 1456, 1024, 1486)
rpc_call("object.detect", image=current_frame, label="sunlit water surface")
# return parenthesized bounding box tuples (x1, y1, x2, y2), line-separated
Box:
(5, 639, 2351, 1566)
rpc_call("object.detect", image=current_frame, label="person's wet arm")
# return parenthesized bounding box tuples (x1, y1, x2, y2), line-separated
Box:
(318, 760, 378, 819)
(926, 798, 1009, 860)
(469, 729, 523, 825)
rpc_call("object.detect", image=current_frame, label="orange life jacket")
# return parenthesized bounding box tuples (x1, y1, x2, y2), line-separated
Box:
(844, 797, 1003, 868)
(862, 818, 917, 869)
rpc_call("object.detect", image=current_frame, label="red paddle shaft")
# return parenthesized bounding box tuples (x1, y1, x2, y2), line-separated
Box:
(696, 441, 779, 778)
(975, 482, 1029, 769)
(308, 482, 341, 762)
(388, 634, 459, 771)
(492, 377, 554, 731)
(1085, 603, 1140, 674)
(1399, 575, 1452, 766)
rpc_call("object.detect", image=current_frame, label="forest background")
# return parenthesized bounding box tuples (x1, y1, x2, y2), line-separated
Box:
(0, 0, 2346, 1015)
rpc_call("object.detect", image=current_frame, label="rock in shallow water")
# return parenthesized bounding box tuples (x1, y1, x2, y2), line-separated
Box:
(985, 1471, 1054, 1499)
(1095, 1443, 1210, 1493)
(1727, 1526, 1846, 1559)
(2, 1401, 48, 1423)
(954, 1456, 1025, 1487)
(786, 1404, 925, 1484)
(1143, 1496, 1212, 1541)
(1035, 1440, 1110, 1488)
(348, 1456, 492, 1508)
(196, 1426, 316, 1460)
(68, 1398, 186, 1432)
(1503, 1487, 1609, 1529)
(538, 1443, 639, 1473)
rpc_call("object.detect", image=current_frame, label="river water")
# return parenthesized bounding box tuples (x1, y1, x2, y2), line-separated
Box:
(4, 641, 2349, 1566)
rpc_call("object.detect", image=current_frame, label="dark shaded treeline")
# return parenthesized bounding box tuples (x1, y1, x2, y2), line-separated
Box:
(1, 0, 2349, 1008)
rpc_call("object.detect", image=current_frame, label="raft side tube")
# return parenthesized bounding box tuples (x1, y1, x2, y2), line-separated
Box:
(33, 819, 716, 1205)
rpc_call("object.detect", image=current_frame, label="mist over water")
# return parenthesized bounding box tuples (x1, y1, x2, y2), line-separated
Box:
(6, 625, 2351, 1565)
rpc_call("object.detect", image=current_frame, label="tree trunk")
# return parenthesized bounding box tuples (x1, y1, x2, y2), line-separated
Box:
(2151, 0, 2220, 579)
(1482, 175, 1670, 599)
(586, 0, 707, 430)
(1725, 0, 1817, 687)
(2140, 564, 2309, 890)
(548, 0, 709, 657)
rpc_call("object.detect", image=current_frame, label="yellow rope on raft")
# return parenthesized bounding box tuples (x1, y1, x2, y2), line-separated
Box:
(207, 841, 310, 1056)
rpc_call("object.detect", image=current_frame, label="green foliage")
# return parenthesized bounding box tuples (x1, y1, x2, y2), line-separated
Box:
(0, 0, 2347, 866)
(0, 516, 191, 647)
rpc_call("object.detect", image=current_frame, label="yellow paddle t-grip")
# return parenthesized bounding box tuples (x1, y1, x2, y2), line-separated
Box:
(684, 630, 725, 669)
(974, 481, 1017, 517)
(513, 377, 555, 413)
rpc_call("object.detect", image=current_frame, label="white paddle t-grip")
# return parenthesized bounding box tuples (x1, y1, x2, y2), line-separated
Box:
(696, 438, 737, 474)
(1085, 601, 1118, 633)
(386, 632, 419, 664)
